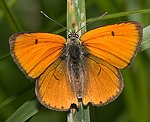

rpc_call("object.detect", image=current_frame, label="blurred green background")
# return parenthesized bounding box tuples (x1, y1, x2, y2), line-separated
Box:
(0, 0, 150, 122)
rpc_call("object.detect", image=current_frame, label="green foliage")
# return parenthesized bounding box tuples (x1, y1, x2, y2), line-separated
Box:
(0, 0, 150, 122)
(5, 99, 39, 122)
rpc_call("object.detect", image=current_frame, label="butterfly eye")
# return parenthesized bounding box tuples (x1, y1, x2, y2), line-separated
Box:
(68, 33, 72, 38)
(75, 33, 79, 39)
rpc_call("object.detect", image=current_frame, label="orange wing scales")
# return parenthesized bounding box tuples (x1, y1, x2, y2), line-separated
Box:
(83, 55, 123, 106)
(36, 59, 78, 110)
(81, 21, 142, 69)
(9, 33, 66, 79)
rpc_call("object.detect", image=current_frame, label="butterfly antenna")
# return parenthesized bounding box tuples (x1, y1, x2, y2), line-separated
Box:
(40, 11, 71, 33)
(76, 12, 108, 33)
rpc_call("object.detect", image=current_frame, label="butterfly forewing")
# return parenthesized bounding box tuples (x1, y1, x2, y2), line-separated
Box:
(9, 33, 66, 79)
(81, 21, 142, 69)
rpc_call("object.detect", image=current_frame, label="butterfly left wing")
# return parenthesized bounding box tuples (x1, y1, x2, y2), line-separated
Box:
(9, 33, 66, 79)
(81, 21, 142, 69)
(36, 57, 78, 111)
(83, 54, 123, 106)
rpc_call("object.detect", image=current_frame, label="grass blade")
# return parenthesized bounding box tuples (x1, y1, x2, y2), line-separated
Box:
(141, 25, 150, 51)
(0, 0, 22, 32)
(87, 9, 150, 22)
(5, 99, 39, 122)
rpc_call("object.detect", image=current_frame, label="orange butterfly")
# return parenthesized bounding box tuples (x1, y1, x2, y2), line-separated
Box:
(9, 21, 142, 111)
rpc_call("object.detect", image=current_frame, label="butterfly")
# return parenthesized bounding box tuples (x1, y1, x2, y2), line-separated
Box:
(9, 21, 142, 111)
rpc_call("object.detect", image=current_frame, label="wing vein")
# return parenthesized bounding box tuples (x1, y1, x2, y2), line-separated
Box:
(41, 59, 64, 99)
(86, 45, 129, 65)
(28, 47, 63, 75)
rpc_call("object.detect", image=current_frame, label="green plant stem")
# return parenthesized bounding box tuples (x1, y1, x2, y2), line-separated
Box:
(0, 0, 22, 32)
(0, 53, 10, 61)
(67, 0, 90, 122)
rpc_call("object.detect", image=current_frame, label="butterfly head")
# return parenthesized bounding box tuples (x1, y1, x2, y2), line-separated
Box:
(68, 30, 79, 40)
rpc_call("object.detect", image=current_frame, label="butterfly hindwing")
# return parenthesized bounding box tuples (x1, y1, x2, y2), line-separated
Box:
(9, 33, 66, 79)
(83, 54, 123, 106)
(81, 21, 142, 69)
(35, 58, 78, 111)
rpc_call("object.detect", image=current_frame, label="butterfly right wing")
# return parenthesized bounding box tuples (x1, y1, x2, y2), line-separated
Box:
(35, 58, 78, 111)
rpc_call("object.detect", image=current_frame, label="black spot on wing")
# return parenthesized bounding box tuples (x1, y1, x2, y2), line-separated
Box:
(111, 31, 115, 36)
(35, 39, 38, 44)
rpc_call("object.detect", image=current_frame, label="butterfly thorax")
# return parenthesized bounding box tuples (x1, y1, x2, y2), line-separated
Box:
(65, 33, 88, 99)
